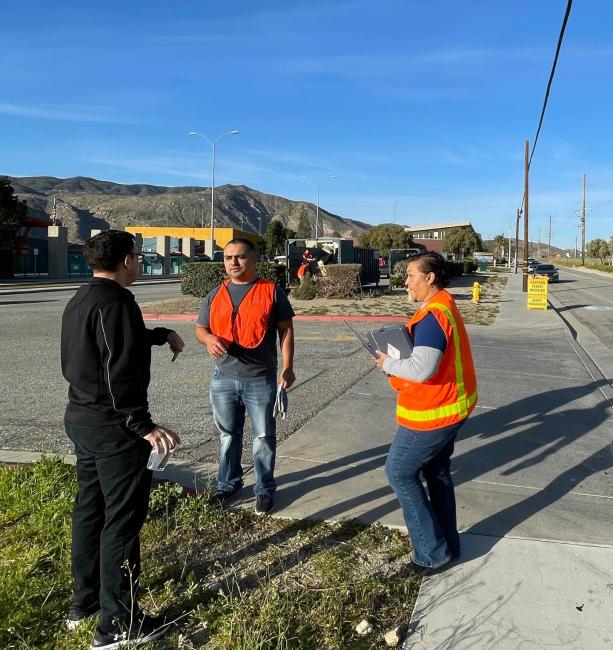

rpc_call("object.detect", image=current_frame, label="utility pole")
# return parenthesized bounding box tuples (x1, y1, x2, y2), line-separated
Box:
(523, 139, 529, 292)
(575, 236, 577, 259)
(508, 225, 512, 268)
(548, 215, 552, 259)
(537, 227, 541, 257)
(515, 208, 520, 274)
(581, 173, 586, 265)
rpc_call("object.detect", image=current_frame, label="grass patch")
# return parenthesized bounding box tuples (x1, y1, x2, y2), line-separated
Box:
(1, 460, 419, 649)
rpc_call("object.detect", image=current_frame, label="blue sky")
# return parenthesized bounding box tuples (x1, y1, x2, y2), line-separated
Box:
(2, 0, 612, 248)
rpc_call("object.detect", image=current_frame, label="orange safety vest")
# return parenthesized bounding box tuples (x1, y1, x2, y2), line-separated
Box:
(388, 289, 478, 431)
(209, 278, 276, 349)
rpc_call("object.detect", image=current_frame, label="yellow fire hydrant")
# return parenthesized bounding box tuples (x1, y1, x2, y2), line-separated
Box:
(472, 281, 481, 303)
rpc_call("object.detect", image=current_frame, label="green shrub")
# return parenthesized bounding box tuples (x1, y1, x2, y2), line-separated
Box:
(461, 259, 478, 274)
(391, 259, 410, 285)
(181, 261, 286, 297)
(390, 257, 475, 283)
(290, 274, 318, 300)
(317, 264, 362, 298)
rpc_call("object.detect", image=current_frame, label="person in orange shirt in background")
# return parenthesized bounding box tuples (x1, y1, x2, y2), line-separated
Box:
(297, 248, 315, 285)
(374, 252, 478, 575)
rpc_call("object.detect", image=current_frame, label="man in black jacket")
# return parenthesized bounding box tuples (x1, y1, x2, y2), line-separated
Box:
(61, 230, 183, 649)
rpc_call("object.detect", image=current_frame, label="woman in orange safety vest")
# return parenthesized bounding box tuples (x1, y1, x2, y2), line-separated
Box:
(374, 252, 477, 574)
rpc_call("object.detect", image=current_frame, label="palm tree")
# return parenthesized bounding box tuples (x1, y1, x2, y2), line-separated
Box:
(493, 234, 506, 262)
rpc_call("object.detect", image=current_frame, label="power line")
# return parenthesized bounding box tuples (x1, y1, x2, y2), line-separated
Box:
(528, 0, 573, 169)
(520, 0, 573, 214)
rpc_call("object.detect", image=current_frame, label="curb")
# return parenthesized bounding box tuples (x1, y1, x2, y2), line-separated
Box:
(0, 278, 180, 295)
(142, 313, 198, 321)
(0, 449, 222, 493)
(547, 293, 613, 408)
(142, 313, 408, 323)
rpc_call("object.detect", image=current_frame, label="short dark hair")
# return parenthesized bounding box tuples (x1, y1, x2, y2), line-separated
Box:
(409, 252, 449, 288)
(84, 230, 135, 272)
(224, 238, 257, 254)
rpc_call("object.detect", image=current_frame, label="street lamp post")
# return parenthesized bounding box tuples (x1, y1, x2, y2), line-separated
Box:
(393, 201, 399, 224)
(189, 129, 239, 258)
(315, 175, 336, 240)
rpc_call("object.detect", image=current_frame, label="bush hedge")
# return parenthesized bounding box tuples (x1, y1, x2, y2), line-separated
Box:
(181, 261, 286, 297)
(389, 258, 476, 288)
(291, 274, 318, 300)
(317, 263, 362, 298)
(390, 259, 410, 288)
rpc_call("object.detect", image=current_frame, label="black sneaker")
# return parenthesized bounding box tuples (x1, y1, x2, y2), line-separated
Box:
(209, 486, 242, 504)
(66, 602, 100, 630)
(407, 558, 451, 577)
(90, 616, 170, 649)
(255, 494, 274, 516)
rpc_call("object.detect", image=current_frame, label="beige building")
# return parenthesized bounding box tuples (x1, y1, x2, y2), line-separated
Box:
(403, 220, 477, 241)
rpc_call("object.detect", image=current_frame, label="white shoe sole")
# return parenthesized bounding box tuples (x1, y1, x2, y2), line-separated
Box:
(66, 610, 100, 630)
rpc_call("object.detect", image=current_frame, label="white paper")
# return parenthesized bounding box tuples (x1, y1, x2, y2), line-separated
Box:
(387, 343, 400, 359)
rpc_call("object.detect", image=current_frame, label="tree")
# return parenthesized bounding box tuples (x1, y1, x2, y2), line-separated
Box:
(442, 228, 480, 258)
(295, 206, 312, 238)
(586, 238, 610, 264)
(0, 177, 28, 245)
(264, 220, 295, 257)
(492, 234, 507, 260)
(358, 224, 413, 258)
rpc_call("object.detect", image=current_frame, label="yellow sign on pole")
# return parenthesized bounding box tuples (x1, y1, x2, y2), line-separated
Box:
(527, 275, 548, 310)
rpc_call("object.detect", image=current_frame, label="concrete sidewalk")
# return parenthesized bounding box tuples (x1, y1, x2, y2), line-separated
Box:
(234, 272, 613, 648)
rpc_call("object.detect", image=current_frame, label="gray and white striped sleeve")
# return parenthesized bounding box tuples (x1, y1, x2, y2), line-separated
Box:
(383, 346, 444, 383)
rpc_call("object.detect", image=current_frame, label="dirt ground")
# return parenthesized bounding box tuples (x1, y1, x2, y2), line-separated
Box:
(141, 272, 508, 326)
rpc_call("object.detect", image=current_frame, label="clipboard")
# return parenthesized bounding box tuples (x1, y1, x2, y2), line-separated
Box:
(368, 324, 413, 359)
(344, 320, 378, 357)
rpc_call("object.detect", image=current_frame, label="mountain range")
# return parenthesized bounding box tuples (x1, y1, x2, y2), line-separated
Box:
(8, 176, 370, 244)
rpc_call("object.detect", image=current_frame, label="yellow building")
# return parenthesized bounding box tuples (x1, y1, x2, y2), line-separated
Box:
(124, 226, 261, 252)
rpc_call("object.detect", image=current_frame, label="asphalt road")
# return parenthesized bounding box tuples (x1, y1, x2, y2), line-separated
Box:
(548, 267, 613, 352)
(0, 283, 382, 463)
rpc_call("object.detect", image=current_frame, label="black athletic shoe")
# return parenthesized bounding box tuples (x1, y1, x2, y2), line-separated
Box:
(407, 557, 453, 577)
(209, 486, 242, 504)
(90, 616, 170, 649)
(66, 602, 100, 630)
(255, 494, 274, 516)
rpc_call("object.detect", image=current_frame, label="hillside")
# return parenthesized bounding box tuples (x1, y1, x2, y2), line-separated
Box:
(481, 238, 575, 259)
(8, 176, 370, 244)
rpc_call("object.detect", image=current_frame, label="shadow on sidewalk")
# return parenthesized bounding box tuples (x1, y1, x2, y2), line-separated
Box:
(280, 381, 612, 560)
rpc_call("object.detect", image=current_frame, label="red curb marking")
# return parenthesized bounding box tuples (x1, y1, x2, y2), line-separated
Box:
(142, 313, 407, 323)
(294, 314, 407, 322)
(141, 313, 197, 321)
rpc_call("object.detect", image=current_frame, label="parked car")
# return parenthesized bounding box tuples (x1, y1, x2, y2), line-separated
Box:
(527, 259, 541, 273)
(533, 263, 559, 282)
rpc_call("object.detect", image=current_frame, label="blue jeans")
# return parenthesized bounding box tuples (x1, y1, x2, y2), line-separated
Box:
(385, 421, 463, 568)
(210, 368, 277, 496)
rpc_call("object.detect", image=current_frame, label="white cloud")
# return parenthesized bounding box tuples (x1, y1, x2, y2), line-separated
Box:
(0, 102, 131, 124)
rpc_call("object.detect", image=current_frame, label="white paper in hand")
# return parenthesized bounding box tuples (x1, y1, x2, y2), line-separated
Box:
(273, 384, 288, 419)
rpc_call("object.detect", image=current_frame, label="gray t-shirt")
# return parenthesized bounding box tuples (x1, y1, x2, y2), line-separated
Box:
(197, 280, 295, 379)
